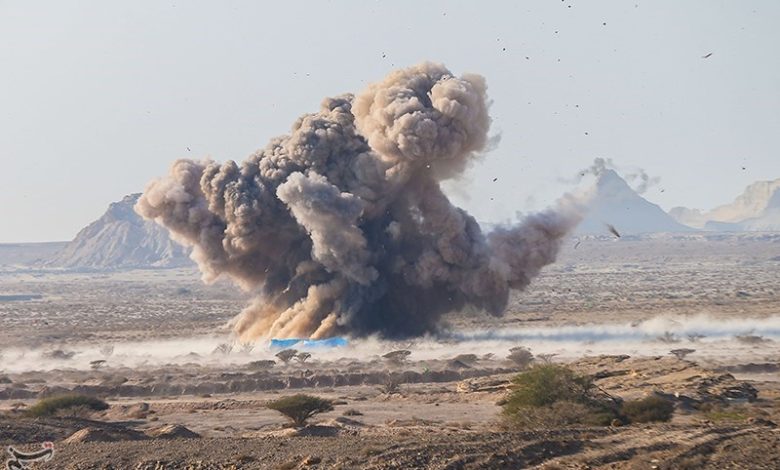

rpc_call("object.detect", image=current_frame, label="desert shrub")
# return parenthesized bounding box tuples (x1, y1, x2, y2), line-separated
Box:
(502, 364, 618, 427)
(248, 359, 276, 370)
(267, 394, 333, 427)
(687, 334, 705, 343)
(378, 376, 401, 394)
(452, 354, 478, 365)
(295, 352, 312, 364)
(53, 404, 96, 418)
(507, 347, 534, 368)
(275, 349, 298, 364)
(212, 343, 233, 355)
(382, 350, 411, 364)
(669, 348, 695, 360)
(536, 353, 559, 364)
(657, 332, 680, 344)
(735, 334, 770, 345)
(621, 395, 674, 423)
(507, 401, 615, 428)
(505, 364, 593, 408)
(42, 349, 76, 360)
(26, 394, 109, 417)
(698, 403, 748, 423)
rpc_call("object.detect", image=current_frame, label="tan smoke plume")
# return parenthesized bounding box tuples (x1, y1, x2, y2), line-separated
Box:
(136, 62, 582, 340)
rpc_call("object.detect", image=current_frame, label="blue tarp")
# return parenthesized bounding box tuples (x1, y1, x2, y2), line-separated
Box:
(269, 337, 348, 349)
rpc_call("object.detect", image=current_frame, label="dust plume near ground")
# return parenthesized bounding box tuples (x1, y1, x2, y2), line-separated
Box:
(135, 63, 581, 341)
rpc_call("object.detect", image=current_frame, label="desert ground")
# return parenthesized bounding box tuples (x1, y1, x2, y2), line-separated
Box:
(1, 233, 779, 469)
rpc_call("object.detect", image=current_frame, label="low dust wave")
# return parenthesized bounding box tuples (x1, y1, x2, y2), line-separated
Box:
(136, 62, 583, 341)
(4, 314, 779, 373)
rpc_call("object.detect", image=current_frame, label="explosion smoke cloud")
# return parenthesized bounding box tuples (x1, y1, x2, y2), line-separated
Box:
(136, 62, 582, 340)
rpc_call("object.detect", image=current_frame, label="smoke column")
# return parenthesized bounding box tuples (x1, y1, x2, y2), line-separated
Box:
(136, 63, 582, 340)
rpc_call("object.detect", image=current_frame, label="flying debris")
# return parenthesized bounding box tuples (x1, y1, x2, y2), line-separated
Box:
(701, 52, 713, 59)
(606, 223, 621, 238)
(136, 63, 583, 340)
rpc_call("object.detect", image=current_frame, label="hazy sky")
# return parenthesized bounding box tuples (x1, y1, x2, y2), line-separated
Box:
(2, 1, 778, 242)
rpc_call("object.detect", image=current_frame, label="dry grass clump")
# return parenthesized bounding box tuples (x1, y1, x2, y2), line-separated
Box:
(502, 364, 618, 427)
(26, 394, 109, 417)
(621, 395, 674, 423)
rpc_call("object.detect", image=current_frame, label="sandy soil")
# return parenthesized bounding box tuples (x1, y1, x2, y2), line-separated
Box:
(1, 234, 779, 469)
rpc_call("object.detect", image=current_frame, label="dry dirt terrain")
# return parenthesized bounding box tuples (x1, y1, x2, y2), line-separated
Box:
(1, 234, 779, 469)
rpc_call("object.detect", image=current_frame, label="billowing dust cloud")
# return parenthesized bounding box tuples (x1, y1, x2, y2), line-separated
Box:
(136, 63, 582, 340)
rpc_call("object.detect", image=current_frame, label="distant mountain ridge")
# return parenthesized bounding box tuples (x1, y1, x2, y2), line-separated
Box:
(671, 178, 780, 232)
(46, 194, 192, 269)
(576, 169, 695, 235)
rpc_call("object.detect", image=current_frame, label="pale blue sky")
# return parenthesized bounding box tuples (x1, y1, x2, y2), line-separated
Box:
(2, 1, 778, 242)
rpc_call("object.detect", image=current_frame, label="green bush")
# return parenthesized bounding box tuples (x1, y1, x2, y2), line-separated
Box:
(267, 394, 333, 427)
(502, 364, 618, 427)
(26, 394, 109, 417)
(621, 395, 674, 423)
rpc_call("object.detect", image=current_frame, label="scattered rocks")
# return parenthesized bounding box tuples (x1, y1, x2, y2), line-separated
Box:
(746, 417, 777, 428)
(302, 455, 322, 466)
(457, 376, 512, 393)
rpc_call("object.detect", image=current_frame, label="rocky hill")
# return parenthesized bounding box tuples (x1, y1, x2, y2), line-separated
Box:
(46, 194, 192, 269)
(576, 169, 695, 235)
(671, 178, 780, 232)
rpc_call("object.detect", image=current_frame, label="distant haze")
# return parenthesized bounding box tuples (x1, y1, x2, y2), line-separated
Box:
(1, 1, 779, 242)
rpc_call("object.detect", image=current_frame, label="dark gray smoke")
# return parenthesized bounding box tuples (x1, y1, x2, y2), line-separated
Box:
(136, 62, 582, 340)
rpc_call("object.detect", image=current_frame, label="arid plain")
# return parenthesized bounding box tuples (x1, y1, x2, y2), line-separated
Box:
(1, 233, 779, 469)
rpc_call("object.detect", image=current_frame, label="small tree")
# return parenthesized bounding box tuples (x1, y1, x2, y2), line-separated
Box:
(295, 352, 312, 364)
(657, 332, 680, 344)
(507, 347, 534, 369)
(275, 349, 298, 364)
(687, 334, 705, 343)
(536, 353, 559, 364)
(669, 348, 695, 360)
(213, 343, 233, 355)
(382, 350, 411, 365)
(267, 394, 333, 427)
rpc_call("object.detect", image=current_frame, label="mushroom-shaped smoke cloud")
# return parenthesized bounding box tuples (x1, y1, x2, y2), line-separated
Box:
(136, 62, 583, 340)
